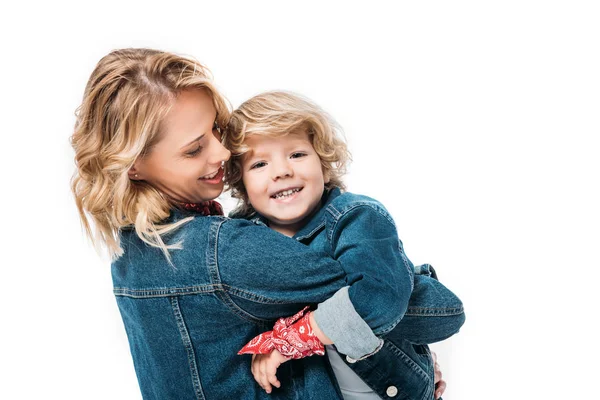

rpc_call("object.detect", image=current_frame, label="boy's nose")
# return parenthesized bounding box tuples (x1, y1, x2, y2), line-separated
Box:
(272, 161, 293, 180)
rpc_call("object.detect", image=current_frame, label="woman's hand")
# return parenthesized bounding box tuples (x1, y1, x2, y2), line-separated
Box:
(251, 350, 290, 394)
(432, 351, 447, 399)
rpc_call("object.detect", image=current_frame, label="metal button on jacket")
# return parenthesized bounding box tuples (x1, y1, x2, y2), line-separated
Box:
(386, 386, 398, 397)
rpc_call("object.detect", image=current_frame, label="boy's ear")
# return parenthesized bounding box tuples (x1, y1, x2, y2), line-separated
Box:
(323, 168, 331, 184)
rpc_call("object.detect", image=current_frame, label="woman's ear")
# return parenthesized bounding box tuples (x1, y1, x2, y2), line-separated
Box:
(128, 164, 142, 181)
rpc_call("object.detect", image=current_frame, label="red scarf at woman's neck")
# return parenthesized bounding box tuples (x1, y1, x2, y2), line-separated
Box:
(179, 200, 224, 216)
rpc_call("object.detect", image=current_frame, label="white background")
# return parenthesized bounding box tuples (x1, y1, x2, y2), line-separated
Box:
(1, 1, 599, 399)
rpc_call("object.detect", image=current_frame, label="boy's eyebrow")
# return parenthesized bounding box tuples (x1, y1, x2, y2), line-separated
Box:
(181, 134, 205, 149)
(242, 148, 256, 160)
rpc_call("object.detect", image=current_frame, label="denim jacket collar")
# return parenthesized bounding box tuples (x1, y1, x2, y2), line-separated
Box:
(293, 187, 342, 241)
(247, 187, 342, 240)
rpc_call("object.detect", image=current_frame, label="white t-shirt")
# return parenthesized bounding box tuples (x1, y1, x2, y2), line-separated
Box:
(326, 345, 380, 399)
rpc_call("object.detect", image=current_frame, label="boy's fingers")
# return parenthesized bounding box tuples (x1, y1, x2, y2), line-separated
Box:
(261, 375, 272, 393)
(251, 357, 261, 385)
(266, 361, 281, 388)
(258, 361, 272, 393)
(267, 372, 281, 388)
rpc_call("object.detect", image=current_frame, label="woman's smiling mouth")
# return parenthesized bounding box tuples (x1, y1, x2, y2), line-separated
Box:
(199, 167, 224, 183)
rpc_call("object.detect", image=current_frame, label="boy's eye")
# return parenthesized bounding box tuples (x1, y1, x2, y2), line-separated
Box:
(250, 161, 267, 170)
(290, 152, 307, 159)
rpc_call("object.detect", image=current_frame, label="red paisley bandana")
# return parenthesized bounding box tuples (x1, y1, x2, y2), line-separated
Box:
(179, 200, 224, 216)
(238, 306, 325, 359)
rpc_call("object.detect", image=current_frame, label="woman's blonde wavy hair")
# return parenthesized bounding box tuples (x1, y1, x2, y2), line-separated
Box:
(224, 91, 351, 218)
(71, 48, 230, 261)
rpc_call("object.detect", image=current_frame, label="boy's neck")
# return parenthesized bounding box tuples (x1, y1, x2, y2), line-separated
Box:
(267, 200, 325, 238)
(270, 225, 299, 238)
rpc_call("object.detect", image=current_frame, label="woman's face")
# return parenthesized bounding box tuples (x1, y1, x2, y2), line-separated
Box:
(131, 90, 231, 203)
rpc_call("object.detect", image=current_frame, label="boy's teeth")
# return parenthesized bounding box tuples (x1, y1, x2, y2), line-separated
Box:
(273, 188, 300, 199)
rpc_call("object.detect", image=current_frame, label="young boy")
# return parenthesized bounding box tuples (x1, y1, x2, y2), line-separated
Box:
(226, 91, 464, 400)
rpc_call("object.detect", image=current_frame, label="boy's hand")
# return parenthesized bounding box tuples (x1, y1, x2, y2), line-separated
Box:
(251, 350, 289, 394)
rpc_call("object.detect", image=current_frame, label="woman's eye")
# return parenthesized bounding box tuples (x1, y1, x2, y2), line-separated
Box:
(250, 161, 267, 170)
(186, 146, 203, 157)
(290, 152, 307, 159)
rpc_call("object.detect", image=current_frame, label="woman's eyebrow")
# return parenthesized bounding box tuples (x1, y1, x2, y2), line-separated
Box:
(181, 134, 205, 149)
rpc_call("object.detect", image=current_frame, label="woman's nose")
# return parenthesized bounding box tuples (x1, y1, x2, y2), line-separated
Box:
(209, 133, 231, 164)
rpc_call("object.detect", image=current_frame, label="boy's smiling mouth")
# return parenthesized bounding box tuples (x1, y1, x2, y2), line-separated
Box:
(271, 187, 303, 200)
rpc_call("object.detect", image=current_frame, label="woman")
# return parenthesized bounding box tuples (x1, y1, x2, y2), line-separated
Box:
(71, 48, 457, 399)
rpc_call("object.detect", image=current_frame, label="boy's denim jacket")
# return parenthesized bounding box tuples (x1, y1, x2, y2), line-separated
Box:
(289, 188, 465, 399)
(112, 189, 464, 400)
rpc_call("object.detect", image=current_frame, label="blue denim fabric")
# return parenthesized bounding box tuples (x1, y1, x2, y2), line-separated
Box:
(112, 189, 464, 399)
(113, 213, 350, 399)
(285, 189, 465, 400)
(290, 190, 416, 358)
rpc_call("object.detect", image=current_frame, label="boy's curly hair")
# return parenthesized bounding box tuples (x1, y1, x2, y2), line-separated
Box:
(224, 91, 351, 218)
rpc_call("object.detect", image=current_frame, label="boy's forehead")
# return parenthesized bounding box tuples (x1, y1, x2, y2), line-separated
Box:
(242, 132, 311, 161)
(245, 131, 310, 149)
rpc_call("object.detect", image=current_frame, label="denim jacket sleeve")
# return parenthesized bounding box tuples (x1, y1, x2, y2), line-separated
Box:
(214, 218, 350, 321)
(313, 202, 414, 359)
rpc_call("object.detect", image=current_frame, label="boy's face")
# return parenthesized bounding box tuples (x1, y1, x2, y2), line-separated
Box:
(241, 131, 329, 236)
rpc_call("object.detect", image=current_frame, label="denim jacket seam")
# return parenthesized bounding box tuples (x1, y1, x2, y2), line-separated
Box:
(294, 221, 326, 241)
(225, 286, 305, 305)
(404, 305, 465, 316)
(373, 316, 404, 336)
(114, 285, 220, 298)
(383, 340, 432, 384)
(112, 283, 327, 309)
(169, 296, 205, 400)
(329, 201, 397, 226)
(208, 219, 273, 325)
(327, 203, 397, 239)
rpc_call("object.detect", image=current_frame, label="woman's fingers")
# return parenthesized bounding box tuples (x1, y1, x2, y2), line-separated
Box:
(434, 361, 442, 384)
(435, 379, 447, 399)
(431, 351, 447, 399)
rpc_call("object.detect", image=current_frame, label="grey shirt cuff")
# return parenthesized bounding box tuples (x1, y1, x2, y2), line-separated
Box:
(313, 286, 383, 361)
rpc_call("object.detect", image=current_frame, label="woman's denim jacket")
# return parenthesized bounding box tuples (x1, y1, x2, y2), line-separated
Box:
(112, 189, 464, 400)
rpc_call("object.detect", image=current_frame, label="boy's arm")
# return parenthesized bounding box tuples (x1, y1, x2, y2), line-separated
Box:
(312, 203, 414, 360)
